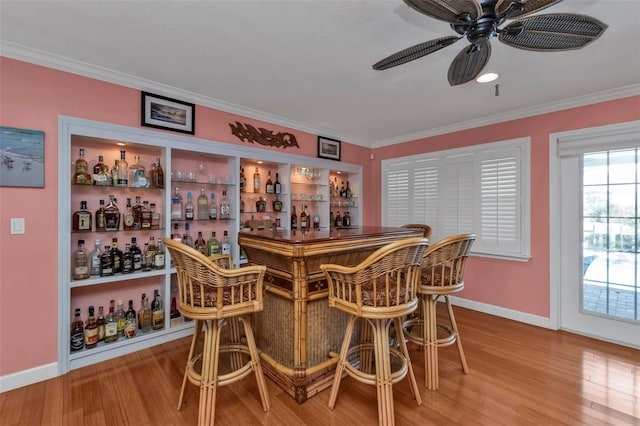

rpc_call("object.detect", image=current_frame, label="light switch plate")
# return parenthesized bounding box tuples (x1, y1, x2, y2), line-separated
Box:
(10, 218, 25, 234)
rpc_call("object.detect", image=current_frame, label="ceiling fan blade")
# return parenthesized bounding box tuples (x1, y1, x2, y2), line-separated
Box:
(495, 0, 563, 19)
(404, 0, 482, 24)
(447, 40, 491, 86)
(373, 36, 461, 70)
(498, 13, 608, 51)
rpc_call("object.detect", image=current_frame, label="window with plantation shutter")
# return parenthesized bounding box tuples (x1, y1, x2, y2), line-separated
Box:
(382, 137, 530, 260)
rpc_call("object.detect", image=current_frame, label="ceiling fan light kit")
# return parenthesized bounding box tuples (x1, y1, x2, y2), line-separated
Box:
(373, 0, 608, 86)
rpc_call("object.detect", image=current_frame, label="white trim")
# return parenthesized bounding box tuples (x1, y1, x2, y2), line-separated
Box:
(0, 363, 58, 393)
(449, 296, 555, 330)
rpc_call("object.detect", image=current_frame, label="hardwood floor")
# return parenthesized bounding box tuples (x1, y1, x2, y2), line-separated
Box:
(2, 306, 638, 425)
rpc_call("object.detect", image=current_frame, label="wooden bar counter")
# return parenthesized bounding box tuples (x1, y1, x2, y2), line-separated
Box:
(238, 226, 423, 403)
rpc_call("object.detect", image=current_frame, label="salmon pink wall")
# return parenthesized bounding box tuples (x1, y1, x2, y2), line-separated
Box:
(371, 96, 640, 317)
(0, 57, 368, 377)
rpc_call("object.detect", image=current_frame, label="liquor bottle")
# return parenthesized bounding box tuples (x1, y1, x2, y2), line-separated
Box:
(197, 189, 209, 220)
(84, 305, 98, 349)
(291, 205, 298, 229)
(92, 155, 109, 186)
(117, 150, 129, 187)
(194, 231, 207, 255)
(111, 159, 120, 186)
(72, 201, 92, 232)
(110, 238, 123, 274)
(95, 199, 106, 232)
(123, 198, 135, 230)
(145, 236, 157, 271)
(300, 205, 308, 230)
(221, 230, 231, 255)
(219, 190, 230, 219)
(313, 210, 320, 230)
(115, 300, 126, 337)
(129, 155, 146, 188)
(330, 211, 334, 229)
(343, 211, 351, 227)
(239, 196, 245, 213)
(207, 230, 220, 255)
(132, 196, 143, 229)
(151, 289, 164, 331)
(138, 293, 152, 333)
(130, 237, 142, 271)
(100, 245, 114, 276)
(90, 239, 102, 276)
(141, 200, 152, 229)
(265, 170, 274, 194)
(152, 157, 164, 189)
(121, 243, 134, 273)
(184, 192, 195, 220)
(72, 148, 92, 185)
(170, 296, 182, 328)
(345, 181, 352, 198)
(275, 172, 281, 194)
(141, 243, 149, 271)
(72, 239, 90, 280)
(340, 181, 346, 197)
(150, 203, 160, 229)
(172, 223, 182, 242)
(209, 193, 217, 219)
(124, 299, 137, 339)
(154, 238, 165, 270)
(104, 194, 121, 231)
(181, 223, 194, 247)
(330, 177, 335, 196)
(70, 308, 84, 352)
(334, 211, 342, 228)
(239, 167, 246, 193)
(104, 300, 118, 343)
(171, 187, 183, 220)
(333, 177, 339, 197)
(255, 196, 266, 213)
(96, 305, 106, 342)
(253, 167, 261, 193)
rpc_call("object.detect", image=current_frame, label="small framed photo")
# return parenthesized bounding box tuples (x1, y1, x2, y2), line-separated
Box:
(141, 91, 195, 134)
(1, 126, 45, 188)
(317, 136, 341, 161)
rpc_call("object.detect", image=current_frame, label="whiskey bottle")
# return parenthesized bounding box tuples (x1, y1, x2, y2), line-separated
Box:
(95, 199, 106, 231)
(121, 243, 134, 274)
(334, 211, 342, 228)
(184, 192, 195, 220)
(172, 223, 182, 242)
(152, 157, 164, 188)
(150, 203, 160, 229)
(291, 205, 298, 229)
(72, 239, 90, 280)
(130, 237, 142, 271)
(171, 187, 183, 220)
(129, 155, 147, 188)
(124, 299, 137, 339)
(141, 243, 149, 271)
(300, 205, 308, 230)
(342, 211, 351, 227)
(207, 231, 220, 255)
(154, 238, 165, 270)
(138, 293, 152, 333)
(194, 231, 207, 255)
(170, 296, 182, 328)
(104, 194, 121, 231)
(84, 305, 98, 349)
(221, 230, 231, 255)
(239, 167, 246, 193)
(115, 299, 126, 338)
(255, 196, 266, 213)
(333, 177, 339, 197)
(104, 300, 118, 343)
(72, 148, 92, 185)
(209, 193, 217, 219)
(72, 201, 92, 232)
(90, 239, 102, 276)
(275, 172, 281, 194)
(100, 245, 114, 276)
(197, 189, 209, 220)
(151, 289, 165, 331)
(92, 155, 110, 186)
(132, 196, 143, 230)
(345, 181, 352, 198)
(272, 196, 282, 212)
(265, 170, 274, 194)
(70, 308, 84, 352)
(116, 150, 128, 187)
(340, 181, 346, 197)
(181, 223, 194, 247)
(253, 167, 261, 193)
(96, 305, 106, 342)
(123, 198, 135, 230)
(219, 190, 230, 219)
(141, 200, 152, 229)
(145, 236, 157, 272)
(110, 238, 123, 274)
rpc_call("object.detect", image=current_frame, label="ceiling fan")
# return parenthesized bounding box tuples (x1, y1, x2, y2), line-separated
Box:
(372, 0, 608, 86)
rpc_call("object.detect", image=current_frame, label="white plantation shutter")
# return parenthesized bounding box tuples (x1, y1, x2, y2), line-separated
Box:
(382, 138, 530, 259)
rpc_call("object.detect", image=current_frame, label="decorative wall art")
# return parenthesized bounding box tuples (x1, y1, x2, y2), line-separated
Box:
(0, 126, 45, 188)
(141, 91, 195, 134)
(229, 121, 299, 149)
(317, 136, 341, 161)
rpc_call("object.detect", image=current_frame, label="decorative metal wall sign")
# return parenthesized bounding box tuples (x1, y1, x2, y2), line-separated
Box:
(230, 121, 299, 149)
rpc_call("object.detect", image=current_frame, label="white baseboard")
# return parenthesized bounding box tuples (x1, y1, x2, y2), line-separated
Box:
(0, 362, 58, 393)
(448, 296, 556, 330)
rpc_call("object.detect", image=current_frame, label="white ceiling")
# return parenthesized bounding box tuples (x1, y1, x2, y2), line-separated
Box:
(1, 0, 639, 147)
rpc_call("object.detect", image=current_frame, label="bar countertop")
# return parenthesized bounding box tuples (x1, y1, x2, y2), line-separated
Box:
(238, 226, 421, 244)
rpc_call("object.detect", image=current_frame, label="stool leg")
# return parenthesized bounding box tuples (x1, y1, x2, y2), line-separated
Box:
(227, 317, 243, 371)
(372, 318, 394, 426)
(328, 314, 357, 410)
(241, 314, 270, 412)
(178, 319, 202, 410)
(199, 319, 223, 426)
(393, 317, 421, 406)
(424, 295, 439, 390)
(444, 295, 469, 374)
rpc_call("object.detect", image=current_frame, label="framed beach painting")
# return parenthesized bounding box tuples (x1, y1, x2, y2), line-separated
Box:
(0, 126, 45, 188)
(141, 91, 195, 134)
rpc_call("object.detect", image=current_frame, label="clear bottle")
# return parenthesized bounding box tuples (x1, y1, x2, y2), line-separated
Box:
(138, 293, 152, 333)
(207, 231, 220, 255)
(111, 159, 120, 186)
(209, 193, 217, 219)
(96, 305, 106, 342)
(129, 155, 146, 188)
(275, 172, 281, 194)
(123, 198, 135, 230)
(124, 299, 137, 339)
(221, 230, 231, 255)
(141, 243, 149, 271)
(150, 203, 160, 229)
(197, 189, 209, 220)
(171, 187, 183, 220)
(313, 209, 321, 230)
(152, 157, 164, 189)
(115, 299, 126, 338)
(181, 222, 194, 247)
(151, 289, 164, 331)
(121, 243, 134, 274)
(110, 238, 123, 274)
(219, 190, 230, 219)
(194, 231, 207, 255)
(72, 200, 92, 232)
(72, 239, 90, 280)
(72, 148, 92, 185)
(291, 205, 298, 229)
(104, 194, 121, 231)
(141, 200, 152, 229)
(333, 176, 339, 197)
(130, 237, 142, 271)
(170, 296, 182, 328)
(104, 300, 118, 343)
(95, 199, 106, 232)
(89, 239, 102, 276)
(100, 245, 114, 276)
(84, 305, 98, 349)
(184, 192, 195, 220)
(70, 308, 84, 352)
(92, 154, 109, 186)
(117, 150, 129, 187)
(253, 167, 261, 193)
(154, 238, 165, 270)
(265, 170, 274, 194)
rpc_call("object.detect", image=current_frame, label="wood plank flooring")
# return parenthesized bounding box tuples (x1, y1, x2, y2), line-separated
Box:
(1, 306, 638, 425)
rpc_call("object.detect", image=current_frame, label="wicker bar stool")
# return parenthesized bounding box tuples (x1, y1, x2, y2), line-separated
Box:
(164, 239, 270, 426)
(321, 237, 429, 426)
(403, 233, 475, 390)
(401, 224, 432, 241)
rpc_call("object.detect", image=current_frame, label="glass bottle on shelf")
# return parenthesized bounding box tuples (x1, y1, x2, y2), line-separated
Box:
(256, 196, 266, 213)
(104, 300, 118, 343)
(170, 296, 182, 328)
(145, 237, 157, 272)
(151, 289, 164, 331)
(330, 211, 334, 228)
(181, 223, 194, 247)
(104, 195, 120, 231)
(221, 230, 231, 255)
(84, 305, 98, 349)
(124, 299, 137, 339)
(343, 211, 351, 227)
(346, 181, 352, 198)
(72, 148, 92, 185)
(197, 189, 209, 220)
(141, 200, 152, 229)
(239, 196, 245, 213)
(70, 308, 84, 352)
(121, 243, 134, 274)
(154, 238, 165, 270)
(340, 181, 346, 197)
(123, 198, 135, 231)
(141, 243, 149, 271)
(171, 187, 183, 220)
(138, 293, 152, 333)
(239, 167, 246, 193)
(209, 193, 217, 219)
(275, 172, 281, 194)
(152, 157, 164, 189)
(129, 155, 146, 188)
(92, 155, 109, 186)
(265, 170, 274, 194)
(150, 203, 160, 229)
(272, 196, 282, 212)
(90, 239, 102, 276)
(116, 150, 129, 187)
(291, 205, 298, 229)
(334, 211, 342, 228)
(130, 237, 142, 271)
(95, 199, 106, 232)
(72, 239, 90, 280)
(300, 205, 308, 230)
(207, 231, 220, 255)
(72, 200, 92, 232)
(132, 196, 143, 230)
(313, 210, 320, 230)
(96, 305, 106, 343)
(111, 159, 120, 186)
(184, 192, 195, 220)
(172, 223, 182, 242)
(100, 245, 114, 277)
(115, 300, 126, 338)
(110, 238, 123, 274)
(219, 190, 230, 219)
(194, 231, 207, 255)
(253, 167, 261, 193)
(333, 177, 339, 197)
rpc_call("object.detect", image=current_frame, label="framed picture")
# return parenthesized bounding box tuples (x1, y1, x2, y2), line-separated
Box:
(0, 126, 45, 188)
(317, 136, 341, 161)
(141, 91, 195, 134)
